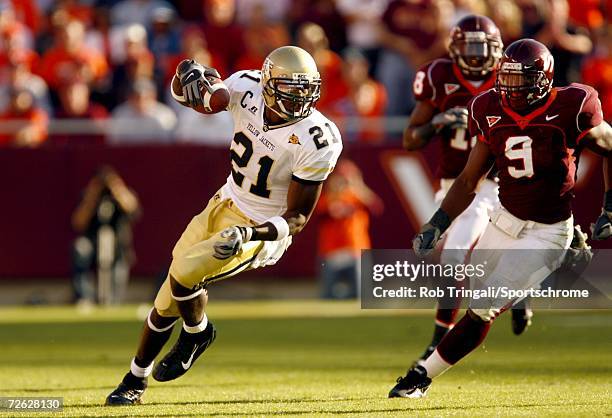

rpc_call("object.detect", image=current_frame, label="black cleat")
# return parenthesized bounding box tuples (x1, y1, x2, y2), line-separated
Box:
(153, 321, 216, 382)
(511, 305, 533, 336)
(105, 372, 147, 406)
(389, 365, 432, 398)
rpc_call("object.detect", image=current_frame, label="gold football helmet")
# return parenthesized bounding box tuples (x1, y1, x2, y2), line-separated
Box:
(261, 46, 321, 120)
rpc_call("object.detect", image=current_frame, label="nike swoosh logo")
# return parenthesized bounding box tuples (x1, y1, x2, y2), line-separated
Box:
(181, 346, 199, 370)
(545, 114, 559, 121)
(183, 72, 201, 84)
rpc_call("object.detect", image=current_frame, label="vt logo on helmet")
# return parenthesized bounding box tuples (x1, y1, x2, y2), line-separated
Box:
(261, 46, 321, 121)
(496, 39, 554, 111)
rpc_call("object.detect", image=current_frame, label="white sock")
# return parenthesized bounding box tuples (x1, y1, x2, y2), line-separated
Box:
(421, 349, 452, 379)
(130, 358, 153, 378)
(435, 319, 454, 330)
(183, 314, 208, 333)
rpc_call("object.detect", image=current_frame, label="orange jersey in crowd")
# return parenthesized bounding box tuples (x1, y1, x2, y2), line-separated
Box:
(568, 0, 604, 29)
(355, 80, 387, 143)
(329, 80, 387, 143)
(0, 46, 39, 70)
(39, 47, 108, 89)
(582, 56, 612, 121)
(0, 108, 48, 146)
(9, 0, 40, 34)
(316, 50, 349, 112)
(316, 189, 371, 257)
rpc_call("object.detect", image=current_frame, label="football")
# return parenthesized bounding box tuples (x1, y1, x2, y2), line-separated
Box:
(171, 73, 230, 114)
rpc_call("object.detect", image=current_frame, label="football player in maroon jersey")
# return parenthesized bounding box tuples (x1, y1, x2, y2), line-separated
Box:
(402, 15, 530, 365)
(390, 38, 611, 398)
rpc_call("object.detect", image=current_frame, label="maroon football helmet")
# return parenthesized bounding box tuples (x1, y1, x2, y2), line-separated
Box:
(448, 15, 503, 78)
(497, 39, 554, 111)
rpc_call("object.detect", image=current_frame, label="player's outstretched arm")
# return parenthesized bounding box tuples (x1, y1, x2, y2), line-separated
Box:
(581, 121, 612, 240)
(440, 140, 493, 218)
(212, 180, 323, 260)
(413, 140, 492, 256)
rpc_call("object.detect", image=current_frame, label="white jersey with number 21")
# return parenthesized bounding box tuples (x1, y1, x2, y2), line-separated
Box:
(220, 69, 343, 223)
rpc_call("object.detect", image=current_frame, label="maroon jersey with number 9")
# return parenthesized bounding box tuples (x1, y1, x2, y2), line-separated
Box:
(414, 58, 496, 179)
(468, 83, 603, 223)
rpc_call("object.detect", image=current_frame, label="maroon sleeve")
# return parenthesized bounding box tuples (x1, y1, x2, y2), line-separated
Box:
(413, 62, 435, 104)
(577, 85, 604, 136)
(468, 94, 487, 143)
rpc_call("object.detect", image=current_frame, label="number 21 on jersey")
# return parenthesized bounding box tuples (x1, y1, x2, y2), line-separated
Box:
(230, 132, 274, 198)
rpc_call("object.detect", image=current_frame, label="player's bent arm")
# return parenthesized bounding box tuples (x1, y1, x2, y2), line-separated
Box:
(249, 178, 323, 241)
(582, 121, 612, 189)
(582, 121, 612, 240)
(440, 140, 493, 219)
(582, 121, 612, 155)
(212, 179, 323, 260)
(403, 101, 437, 150)
(413, 141, 493, 256)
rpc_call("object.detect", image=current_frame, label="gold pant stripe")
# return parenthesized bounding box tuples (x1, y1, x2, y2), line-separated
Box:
(203, 250, 259, 285)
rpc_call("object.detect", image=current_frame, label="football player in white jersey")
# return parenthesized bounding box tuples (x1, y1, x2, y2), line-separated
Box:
(106, 46, 343, 406)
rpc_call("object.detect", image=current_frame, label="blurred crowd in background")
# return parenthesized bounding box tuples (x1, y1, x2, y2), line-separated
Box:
(0, 0, 611, 147)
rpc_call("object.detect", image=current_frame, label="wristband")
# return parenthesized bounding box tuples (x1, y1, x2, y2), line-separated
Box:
(267, 216, 290, 241)
(429, 208, 451, 234)
(604, 189, 612, 212)
(414, 122, 436, 142)
(240, 226, 254, 242)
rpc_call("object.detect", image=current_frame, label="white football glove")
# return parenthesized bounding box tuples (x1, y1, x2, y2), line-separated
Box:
(213, 226, 253, 260)
(432, 107, 469, 131)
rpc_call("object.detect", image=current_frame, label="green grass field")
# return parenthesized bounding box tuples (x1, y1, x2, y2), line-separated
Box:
(0, 301, 610, 417)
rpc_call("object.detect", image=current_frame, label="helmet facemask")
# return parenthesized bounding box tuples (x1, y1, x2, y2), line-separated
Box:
(449, 31, 502, 77)
(497, 64, 552, 111)
(261, 53, 321, 122)
(263, 75, 321, 120)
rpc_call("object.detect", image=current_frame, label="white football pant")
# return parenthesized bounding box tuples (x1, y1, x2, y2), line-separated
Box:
(469, 206, 573, 321)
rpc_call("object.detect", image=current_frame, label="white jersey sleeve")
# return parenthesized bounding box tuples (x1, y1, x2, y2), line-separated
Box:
(292, 113, 343, 183)
(224, 70, 263, 113)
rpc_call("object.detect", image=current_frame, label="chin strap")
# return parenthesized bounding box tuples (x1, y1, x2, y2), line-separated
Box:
(263, 108, 305, 131)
